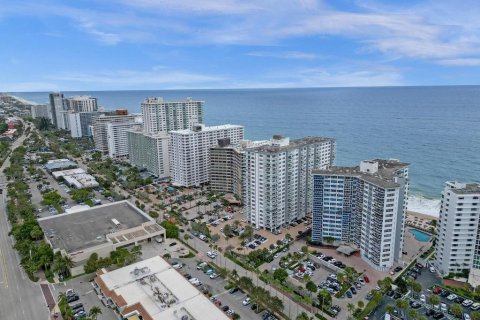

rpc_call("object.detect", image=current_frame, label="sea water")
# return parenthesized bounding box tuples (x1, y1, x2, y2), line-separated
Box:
(14, 86, 480, 217)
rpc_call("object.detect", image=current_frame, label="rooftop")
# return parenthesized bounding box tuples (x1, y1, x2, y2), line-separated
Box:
(312, 159, 409, 189)
(447, 181, 480, 195)
(142, 97, 204, 104)
(246, 136, 335, 153)
(171, 124, 243, 135)
(45, 159, 78, 171)
(38, 201, 152, 253)
(96, 256, 229, 320)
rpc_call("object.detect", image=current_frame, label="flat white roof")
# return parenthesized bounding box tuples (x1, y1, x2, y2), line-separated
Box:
(171, 124, 243, 135)
(98, 256, 229, 320)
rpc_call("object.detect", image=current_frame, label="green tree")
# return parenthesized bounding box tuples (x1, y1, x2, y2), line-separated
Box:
(223, 223, 232, 237)
(84, 253, 99, 273)
(317, 289, 331, 308)
(42, 190, 62, 206)
(161, 221, 179, 238)
(428, 294, 440, 308)
(70, 188, 93, 203)
(301, 246, 309, 254)
(385, 304, 395, 315)
(273, 268, 289, 282)
(357, 300, 365, 309)
(449, 303, 463, 318)
(410, 280, 422, 298)
(306, 280, 318, 294)
(347, 303, 355, 314)
(240, 224, 254, 241)
(296, 312, 310, 320)
(89, 306, 102, 320)
(407, 308, 418, 319)
(471, 311, 480, 320)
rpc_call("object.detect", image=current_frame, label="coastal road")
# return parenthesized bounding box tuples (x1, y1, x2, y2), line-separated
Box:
(0, 123, 50, 320)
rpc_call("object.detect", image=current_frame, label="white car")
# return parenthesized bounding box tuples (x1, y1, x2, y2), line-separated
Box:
(242, 297, 251, 306)
(464, 313, 471, 320)
(209, 273, 219, 279)
(447, 294, 458, 301)
(420, 294, 426, 303)
(274, 253, 280, 259)
(172, 262, 183, 269)
(471, 303, 480, 310)
(188, 277, 199, 283)
(197, 262, 207, 270)
(440, 303, 447, 312)
(463, 299, 473, 307)
(429, 266, 435, 273)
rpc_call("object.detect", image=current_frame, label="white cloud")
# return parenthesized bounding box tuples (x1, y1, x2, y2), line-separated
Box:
(247, 51, 319, 60)
(45, 67, 225, 90)
(437, 58, 480, 66)
(1, 82, 60, 92)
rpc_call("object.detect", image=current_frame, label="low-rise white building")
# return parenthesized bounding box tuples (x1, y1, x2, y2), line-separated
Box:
(51, 168, 99, 188)
(38, 201, 165, 276)
(93, 256, 229, 320)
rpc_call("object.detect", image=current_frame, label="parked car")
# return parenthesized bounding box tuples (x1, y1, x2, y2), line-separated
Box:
(471, 302, 480, 310)
(410, 301, 421, 309)
(346, 290, 352, 298)
(433, 311, 444, 319)
(420, 294, 426, 303)
(67, 294, 79, 303)
(229, 287, 239, 294)
(446, 294, 458, 301)
(440, 303, 447, 312)
(242, 297, 251, 306)
(463, 299, 473, 307)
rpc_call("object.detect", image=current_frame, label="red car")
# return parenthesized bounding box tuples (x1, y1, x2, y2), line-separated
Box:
(432, 287, 442, 294)
(363, 275, 370, 283)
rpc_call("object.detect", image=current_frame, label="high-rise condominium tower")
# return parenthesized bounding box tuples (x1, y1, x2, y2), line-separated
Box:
(434, 182, 480, 276)
(243, 135, 336, 233)
(65, 96, 98, 112)
(169, 124, 244, 187)
(141, 97, 203, 133)
(311, 159, 409, 271)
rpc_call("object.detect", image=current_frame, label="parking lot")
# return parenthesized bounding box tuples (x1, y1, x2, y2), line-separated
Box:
(51, 274, 117, 320)
(26, 164, 112, 218)
(174, 256, 268, 320)
(372, 263, 479, 320)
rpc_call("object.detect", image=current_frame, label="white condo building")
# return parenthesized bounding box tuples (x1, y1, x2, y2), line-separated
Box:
(65, 96, 98, 112)
(30, 104, 52, 120)
(141, 97, 203, 133)
(92, 114, 139, 154)
(311, 160, 409, 271)
(49, 92, 69, 129)
(106, 121, 142, 159)
(127, 130, 170, 179)
(169, 124, 244, 187)
(69, 112, 82, 138)
(434, 182, 480, 276)
(243, 135, 336, 232)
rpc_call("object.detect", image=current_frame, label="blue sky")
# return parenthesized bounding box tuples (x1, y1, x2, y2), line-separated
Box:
(1, 0, 480, 91)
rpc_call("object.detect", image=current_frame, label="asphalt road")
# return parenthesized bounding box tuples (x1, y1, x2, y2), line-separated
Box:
(0, 124, 50, 320)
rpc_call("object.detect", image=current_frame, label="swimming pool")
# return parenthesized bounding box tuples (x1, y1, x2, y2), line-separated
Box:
(408, 228, 432, 242)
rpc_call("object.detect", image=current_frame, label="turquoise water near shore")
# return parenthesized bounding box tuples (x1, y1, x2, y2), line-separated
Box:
(13, 86, 480, 215)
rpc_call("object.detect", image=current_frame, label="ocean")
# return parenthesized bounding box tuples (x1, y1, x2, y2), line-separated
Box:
(12, 86, 480, 217)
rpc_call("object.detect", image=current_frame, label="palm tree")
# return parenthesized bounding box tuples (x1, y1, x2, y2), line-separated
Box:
(408, 308, 418, 319)
(347, 303, 355, 314)
(89, 306, 102, 320)
(385, 304, 395, 315)
(428, 294, 440, 308)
